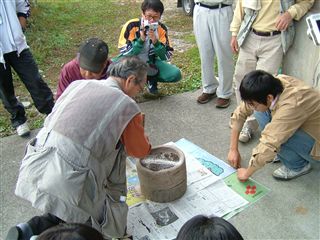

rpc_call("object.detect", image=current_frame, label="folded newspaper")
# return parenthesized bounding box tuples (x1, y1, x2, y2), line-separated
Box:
(125, 140, 270, 239)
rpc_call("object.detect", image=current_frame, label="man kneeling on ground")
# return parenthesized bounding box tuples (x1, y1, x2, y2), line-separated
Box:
(228, 70, 320, 181)
(7, 56, 151, 240)
(56, 37, 112, 100)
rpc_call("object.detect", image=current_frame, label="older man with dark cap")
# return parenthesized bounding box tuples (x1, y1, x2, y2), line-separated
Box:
(56, 37, 111, 99)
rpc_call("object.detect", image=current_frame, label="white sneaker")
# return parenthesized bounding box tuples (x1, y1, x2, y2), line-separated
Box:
(239, 124, 253, 143)
(246, 117, 259, 132)
(272, 163, 311, 180)
(16, 122, 30, 137)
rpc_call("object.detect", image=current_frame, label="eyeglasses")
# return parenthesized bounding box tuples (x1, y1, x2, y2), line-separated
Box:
(144, 14, 161, 21)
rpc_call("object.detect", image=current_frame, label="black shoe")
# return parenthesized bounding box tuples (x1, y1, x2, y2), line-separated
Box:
(147, 79, 159, 94)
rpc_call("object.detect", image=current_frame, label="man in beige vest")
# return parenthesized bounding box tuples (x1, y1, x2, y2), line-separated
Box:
(7, 57, 151, 240)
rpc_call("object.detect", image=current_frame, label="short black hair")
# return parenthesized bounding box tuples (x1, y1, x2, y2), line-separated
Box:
(141, 0, 164, 15)
(240, 70, 284, 105)
(176, 215, 244, 240)
(37, 223, 104, 240)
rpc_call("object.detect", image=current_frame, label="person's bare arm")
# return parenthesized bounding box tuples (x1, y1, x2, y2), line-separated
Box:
(228, 128, 241, 168)
(18, 16, 27, 30)
(230, 36, 239, 54)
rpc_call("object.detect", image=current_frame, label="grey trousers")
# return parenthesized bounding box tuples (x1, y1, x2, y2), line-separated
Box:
(193, 4, 234, 99)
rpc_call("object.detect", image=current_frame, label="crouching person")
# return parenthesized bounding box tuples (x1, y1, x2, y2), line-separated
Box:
(8, 56, 151, 240)
(56, 37, 112, 100)
(228, 70, 320, 181)
(115, 0, 182, 94)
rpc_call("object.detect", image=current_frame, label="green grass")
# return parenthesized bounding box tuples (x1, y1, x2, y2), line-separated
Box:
(0, 0, 205, 137)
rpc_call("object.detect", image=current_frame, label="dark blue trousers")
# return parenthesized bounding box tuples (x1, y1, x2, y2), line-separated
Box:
(0, 49, 54, 128)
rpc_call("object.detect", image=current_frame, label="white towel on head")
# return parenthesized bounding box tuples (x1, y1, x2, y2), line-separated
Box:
(243, 0, 261, 10)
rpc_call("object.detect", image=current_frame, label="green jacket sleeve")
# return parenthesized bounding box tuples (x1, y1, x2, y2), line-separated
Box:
(123, 38, 145, 56)
(153, 41, 169, 61)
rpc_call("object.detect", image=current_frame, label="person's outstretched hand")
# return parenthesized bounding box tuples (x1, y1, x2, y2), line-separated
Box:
(237, 168, 250, 182)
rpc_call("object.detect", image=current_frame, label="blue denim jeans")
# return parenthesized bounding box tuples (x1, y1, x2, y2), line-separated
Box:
(254, 111, 315, 171)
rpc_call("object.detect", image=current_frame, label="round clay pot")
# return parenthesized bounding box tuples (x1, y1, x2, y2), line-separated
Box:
(136, 145, 187, 203)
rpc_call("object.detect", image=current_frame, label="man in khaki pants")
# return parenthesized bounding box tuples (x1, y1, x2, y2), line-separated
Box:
(230, 0, 314, 143)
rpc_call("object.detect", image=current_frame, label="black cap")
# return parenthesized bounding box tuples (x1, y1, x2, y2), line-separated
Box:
(79, 38, 109, 73)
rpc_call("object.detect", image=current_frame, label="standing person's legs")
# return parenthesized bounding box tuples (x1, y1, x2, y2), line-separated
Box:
(233, 33, 259, 142)
(10, 49, 54, 115)
(233, 32, 258, 105)
(240, 34, 283, 142)
(0, 57, 27, 129)
(210, 6, 234, 108)
(256, 34, 283, 75)
(193, 5, 218, 104)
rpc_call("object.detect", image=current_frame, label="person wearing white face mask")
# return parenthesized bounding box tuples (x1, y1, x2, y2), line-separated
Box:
(230, 0, 314, 143)
(228, 70, 320, 182)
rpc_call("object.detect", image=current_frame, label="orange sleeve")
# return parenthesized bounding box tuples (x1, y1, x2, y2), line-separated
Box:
(121, 113, 151, 158)
(158, 26, 170, 46)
